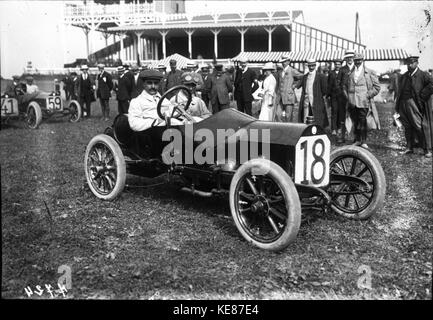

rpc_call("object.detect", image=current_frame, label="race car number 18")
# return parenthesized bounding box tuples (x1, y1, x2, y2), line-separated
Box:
(294, 135, 330, 187)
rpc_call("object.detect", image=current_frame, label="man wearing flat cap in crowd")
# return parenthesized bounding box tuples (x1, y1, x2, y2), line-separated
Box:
(395, 55, 433, 157)
(336, 49, 356, 143)
(115, 66, 132, 114)
(298, 59, 329, 128)
(77, 64, 95, 118)
(275, 54, 303, 122)
(208, 64, 233, 114)
(343, 52, 380, 149)
(96, 63, 113, 121)
(166, 59, 183, 92)
(234, 57, 259, 116)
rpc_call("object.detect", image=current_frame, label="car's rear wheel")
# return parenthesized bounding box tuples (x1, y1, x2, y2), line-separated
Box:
(84, 134, 126, 200)
(328, 146, 386, 220)
(68, 100, 81, 122)
(229, 159, 301, 251)
(26, 102, 42, 129)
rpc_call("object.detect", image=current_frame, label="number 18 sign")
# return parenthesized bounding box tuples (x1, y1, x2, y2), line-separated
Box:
(294, 134, 330, 187)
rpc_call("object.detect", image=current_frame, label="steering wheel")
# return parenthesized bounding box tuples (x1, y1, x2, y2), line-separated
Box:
(156, 85, 193, 122)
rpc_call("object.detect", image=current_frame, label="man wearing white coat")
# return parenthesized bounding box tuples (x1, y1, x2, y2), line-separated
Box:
(259, 62, 277, 121)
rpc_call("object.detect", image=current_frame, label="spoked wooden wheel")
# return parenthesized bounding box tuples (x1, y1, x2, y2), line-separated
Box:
(68, 100, 82, 122)
(229, 159, 301, 251)
(328, 146, 386, 220)
(26, 102, 42, 129)
(84, 134, 126, 200)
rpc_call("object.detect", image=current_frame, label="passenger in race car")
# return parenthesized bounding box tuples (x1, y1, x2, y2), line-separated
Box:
(169, 73, 211, 121)
(4, 75, 38, 105)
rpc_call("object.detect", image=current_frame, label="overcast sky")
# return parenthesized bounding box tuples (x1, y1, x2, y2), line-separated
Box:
(1, 0, 432, 78)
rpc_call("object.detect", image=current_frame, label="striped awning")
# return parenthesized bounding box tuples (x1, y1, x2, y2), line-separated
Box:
(148, 53, 194, 70)
(232, 49, 410, 63)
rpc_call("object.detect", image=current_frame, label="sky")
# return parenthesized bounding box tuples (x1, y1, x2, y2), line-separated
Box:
(1, 0, 432, 78)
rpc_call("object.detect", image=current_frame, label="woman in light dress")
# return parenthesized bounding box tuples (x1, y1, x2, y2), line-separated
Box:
(258, 62, 277, 121)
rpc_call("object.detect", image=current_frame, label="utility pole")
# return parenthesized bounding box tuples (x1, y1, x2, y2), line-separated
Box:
(355, 12, 361, 44)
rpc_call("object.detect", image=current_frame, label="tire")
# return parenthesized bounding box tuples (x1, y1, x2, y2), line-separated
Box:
(68, 100, 82, 122)
(329, 146, 386, 220)
(26, 101, 42, 129)
(84, 134, 126, 200)
(229, 158, 301, 251)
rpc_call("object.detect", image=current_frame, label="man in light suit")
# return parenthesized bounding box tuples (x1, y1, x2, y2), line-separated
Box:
(96, 63, 114, 121)
(343, 53, 381, 149)
(208, 64, 233, 114)
(275, 54, 303, 122)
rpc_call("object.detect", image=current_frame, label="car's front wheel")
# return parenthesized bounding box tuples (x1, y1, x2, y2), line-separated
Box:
(26, 101, 42, 129)
(68, 100, 82, 122)
(84, 134, 126, 200)
(229, 159, 301, 251)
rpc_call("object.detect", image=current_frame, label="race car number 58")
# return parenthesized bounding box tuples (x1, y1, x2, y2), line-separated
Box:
(294, 134, 330, 187)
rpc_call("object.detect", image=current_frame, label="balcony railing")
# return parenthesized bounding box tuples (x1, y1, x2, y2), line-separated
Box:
(64, 2, 156, 18)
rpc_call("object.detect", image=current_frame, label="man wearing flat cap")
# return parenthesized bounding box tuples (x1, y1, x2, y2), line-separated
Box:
(234, 57, 259, 115)
(395, 55, 433, 157)
(343, 52, 381, 149)
(327, 59, 345, 136)
(165, 59, 183, 92)
(129, 69, 174, 131)
(275, 54, 303, 122)
(336, 49, 356, 142)
(115, 65, 132, 114)
(96, 63, 113, 121)
(77, 64, 96, 118)
(298, 59, 329, 128)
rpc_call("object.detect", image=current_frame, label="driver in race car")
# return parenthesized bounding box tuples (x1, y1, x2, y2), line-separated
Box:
(128, 69, 184, 131)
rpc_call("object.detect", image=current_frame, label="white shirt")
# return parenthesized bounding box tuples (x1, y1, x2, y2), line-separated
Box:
(262, 73, 276, 106)
(306, 70, 316, 105)
(354, 65, 363, 83)
(26, 84, 39, 94)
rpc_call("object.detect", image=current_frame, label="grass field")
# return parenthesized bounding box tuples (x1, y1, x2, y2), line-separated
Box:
(1, 92, 432, 299)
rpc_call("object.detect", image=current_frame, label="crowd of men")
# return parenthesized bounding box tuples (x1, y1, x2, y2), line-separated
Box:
(8, 50, 432, 157)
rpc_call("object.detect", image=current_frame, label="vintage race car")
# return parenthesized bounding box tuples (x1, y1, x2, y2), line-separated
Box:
(84, 85, 386, 251)
(1, 91, 81, 129)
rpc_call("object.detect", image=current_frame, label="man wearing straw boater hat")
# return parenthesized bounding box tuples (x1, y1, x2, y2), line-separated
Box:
(395, 54, 433, 157)
(275, 54, 303, 123)
(77, 64, 95, 118)
(258, 62, 277, 121)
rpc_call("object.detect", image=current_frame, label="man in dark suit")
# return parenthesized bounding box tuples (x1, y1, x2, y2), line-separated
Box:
(336, 49, 356, 143)
(207, 64, 233, 114)
(96, 63, 114, 121)
(298, 59, 328, 129)
(199, 64, 211, 109)
(395, 55, 433, 157)
(115, 66, 132, 114)
(70, 72, 79, 100)
(327, 59, 345, 136)
(234, 57, 258, 115)
(77, 65, 95, 118)
(130, 64, 144, 99)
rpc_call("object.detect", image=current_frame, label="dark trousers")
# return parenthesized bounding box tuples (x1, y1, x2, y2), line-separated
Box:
(100, 99, 109, 118)
(80, 96, 92, 117)
(349, 107, 368, 143)
(211, 100, 229, 114)
(330, 94, 346, 131)
(236, 96, 252, 115)
(118, 100, 130, 114)
(400, 98, 424, 149)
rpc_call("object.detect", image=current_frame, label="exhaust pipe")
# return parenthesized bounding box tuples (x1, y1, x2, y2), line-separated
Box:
(181, 187, 215, 197)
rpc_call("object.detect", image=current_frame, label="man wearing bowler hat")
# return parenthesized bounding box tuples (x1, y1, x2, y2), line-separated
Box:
(395, 55, 433, 157)
(275, 54, 303, 122)
(115, 66, 132, 114)
(234, 57, 259, 116)
(96, 63, 113, 121)
(208, 64, 233, 114)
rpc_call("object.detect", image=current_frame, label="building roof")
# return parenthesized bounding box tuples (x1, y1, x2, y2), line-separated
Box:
(232, 49, 410, 62)
(149, 53, 194, 70)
